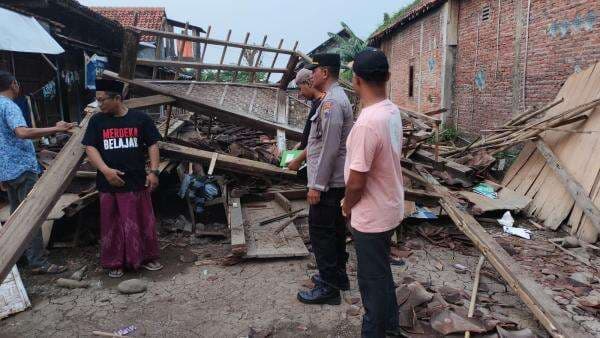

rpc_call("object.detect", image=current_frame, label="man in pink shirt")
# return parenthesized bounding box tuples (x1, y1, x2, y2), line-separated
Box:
(343, 48, 405, 338)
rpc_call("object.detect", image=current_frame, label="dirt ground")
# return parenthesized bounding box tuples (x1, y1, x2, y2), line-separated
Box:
(1, 220, 599, 337)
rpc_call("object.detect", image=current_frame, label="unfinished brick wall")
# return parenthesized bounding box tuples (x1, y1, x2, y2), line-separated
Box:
(380, 6, 444, 114)
(453, 0, 600, 134)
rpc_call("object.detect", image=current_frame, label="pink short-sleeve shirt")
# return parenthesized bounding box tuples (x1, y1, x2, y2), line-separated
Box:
(344, 99, 404, 233)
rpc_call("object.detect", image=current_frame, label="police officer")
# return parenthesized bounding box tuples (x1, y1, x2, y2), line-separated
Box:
(297, 53, 354, 305)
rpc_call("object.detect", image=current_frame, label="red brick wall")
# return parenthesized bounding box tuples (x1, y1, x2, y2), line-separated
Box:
(380, 6, 444, 114)
(453, 0, 600, 134)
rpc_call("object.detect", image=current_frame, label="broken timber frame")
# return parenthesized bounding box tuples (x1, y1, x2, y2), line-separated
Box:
(157, 141, 295, 178)
(535, 139, 600, 236)
(0, 114, 92, 283)
(416, 168, 590, 338)
(102, 71, 304, 141)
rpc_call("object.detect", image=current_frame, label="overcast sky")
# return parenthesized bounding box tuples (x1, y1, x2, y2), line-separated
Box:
(79, 0, 412, 53)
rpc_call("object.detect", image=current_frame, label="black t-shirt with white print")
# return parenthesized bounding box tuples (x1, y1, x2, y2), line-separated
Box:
(82, 109, 161, 193)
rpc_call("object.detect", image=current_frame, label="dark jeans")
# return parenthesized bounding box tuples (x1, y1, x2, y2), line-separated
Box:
(6, 171, 48, 268)
(308, 187, 348, 288)
(353, 228, 399, 338)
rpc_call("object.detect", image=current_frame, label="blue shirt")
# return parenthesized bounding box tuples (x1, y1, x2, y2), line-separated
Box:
(0, 95, 40, 182)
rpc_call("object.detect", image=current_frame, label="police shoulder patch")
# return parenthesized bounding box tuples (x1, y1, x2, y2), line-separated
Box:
(321, 101, 333, 118)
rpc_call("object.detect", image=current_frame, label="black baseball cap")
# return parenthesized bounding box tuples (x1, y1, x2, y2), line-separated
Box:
(351, 48, 389, 78)
(305, 53, 341, 71)
(95, 79, 124, 93)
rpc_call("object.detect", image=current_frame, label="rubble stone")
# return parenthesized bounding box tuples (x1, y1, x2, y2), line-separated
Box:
(117, 279, 147, 294)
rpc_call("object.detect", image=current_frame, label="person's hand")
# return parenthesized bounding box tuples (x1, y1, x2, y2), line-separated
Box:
(55, 121, 75, 132)
(0, 182, 7, 192)
(307, 189, 321, 205)
(287, 158, 301, 171)
(341, 198, 351, 218)
(102, 168, 125, 187)
(145, 173, 159, 191)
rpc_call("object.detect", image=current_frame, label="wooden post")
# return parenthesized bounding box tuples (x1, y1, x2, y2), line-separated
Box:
(216, 29, 232, 82)
(196, 25, 211, 81)
(232, 32, 250, 82)
(250, 35, 268, 83)
(163, 105, 173, 138)
(279, 41, 299, 90)
(119, 28, 140, 79)
(266, 39, 284, 83)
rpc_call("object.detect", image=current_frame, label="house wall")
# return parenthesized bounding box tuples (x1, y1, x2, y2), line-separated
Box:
(380, 6, 445, 114)
(453, 0, 600, 134)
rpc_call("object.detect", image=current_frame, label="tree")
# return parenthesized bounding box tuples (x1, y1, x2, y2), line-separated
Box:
(327, 22, 367, 64)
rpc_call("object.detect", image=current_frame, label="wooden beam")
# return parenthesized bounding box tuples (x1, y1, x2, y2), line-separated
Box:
(413, 149, 474, 177)
(124, 95, 175, 109)
(119, 28, 140, 79)
(398, 105, 442, 127)
(418, 169, 590, 338)
(158, 141, 295, 177)
(250, 35, 268, 83)
(102, 70, 303, 141)
(535, 140, 600, 235)
(0, 114, 92, 282)
(266, 39, 284, 83)
(228, 197, 246, 256)
(278, 41, 299, 89)
(216, 29, 232, 81)
(273, 192, 292, 213)
(133, 27, 296, 55)
(232, 32, 250, 82)
(137, 59, 288, 74)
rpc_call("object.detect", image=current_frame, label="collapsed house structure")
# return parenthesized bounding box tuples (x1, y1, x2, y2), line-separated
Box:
(1, 2, 600, 337)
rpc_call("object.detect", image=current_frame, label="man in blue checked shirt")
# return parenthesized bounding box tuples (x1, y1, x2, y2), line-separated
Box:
(0, 70, 73, 274)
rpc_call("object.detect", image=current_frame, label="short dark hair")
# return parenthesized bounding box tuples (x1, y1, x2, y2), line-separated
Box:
(323, 66, 340, 80)
(0, 71, 16, 92)
(358, 71, 389, 86)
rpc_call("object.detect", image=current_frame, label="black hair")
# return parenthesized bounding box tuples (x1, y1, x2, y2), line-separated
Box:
(358, 71, 389, 86)
(0, 70, 16, 92)
(323, 66, 340, 80)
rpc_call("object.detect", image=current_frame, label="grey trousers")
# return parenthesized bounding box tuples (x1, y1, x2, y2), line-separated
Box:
(5, 171, 48, 268)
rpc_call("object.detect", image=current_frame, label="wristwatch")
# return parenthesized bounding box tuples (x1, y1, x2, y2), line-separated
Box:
(149, 169, 160, 176)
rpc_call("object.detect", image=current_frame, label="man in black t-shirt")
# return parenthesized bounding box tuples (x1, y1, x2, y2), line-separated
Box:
(82, 79, 162, 278)
(288, 68, 324, 173)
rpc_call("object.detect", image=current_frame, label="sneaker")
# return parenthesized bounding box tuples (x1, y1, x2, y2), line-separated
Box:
(297, 284, 341, 305)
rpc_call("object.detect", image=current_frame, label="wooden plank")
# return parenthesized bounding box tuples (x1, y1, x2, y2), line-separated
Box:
(207, 152, 218, 175)
(243, 199, 308, 259)
(418, 169, 590, 338)
(1, 193, 81, 222)
(216, 29, 232, 81)
(535, 140, 600, 235)
(133, 27, 297, 55)
(0, 114, 91, 282)
(228, 197, 246, 256)
(124, 95, 175, 109)
(137, 59, 289, 74)
(232, 32, 250, 82)
(158, 141, 295, 177)
(278, 41, 299, 89)
(102, 70, 304, 141)
(458, 187, 531, 214)
(413, 149, 474, 176)
(273, 192, 292, 213)
(119, 28, 140, 79)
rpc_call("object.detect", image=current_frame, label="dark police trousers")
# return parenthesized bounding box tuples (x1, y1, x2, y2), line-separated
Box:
(352, 228, 399, 338)
(308, 187, 348, 288)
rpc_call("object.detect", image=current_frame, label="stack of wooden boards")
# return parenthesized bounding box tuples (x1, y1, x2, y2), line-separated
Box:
(499, 63, 600, 243)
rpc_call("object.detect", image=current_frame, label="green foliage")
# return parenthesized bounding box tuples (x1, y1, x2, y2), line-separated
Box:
(438, 126, 459, 143)
(327, 22, 367, 64)
(194, 70, 267, 83)
(372, 0, 422, 36)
